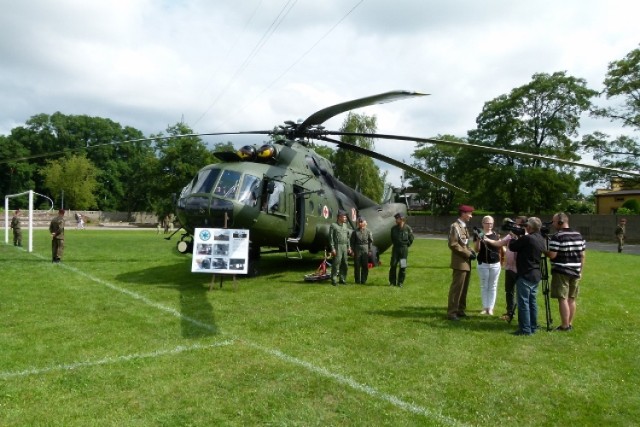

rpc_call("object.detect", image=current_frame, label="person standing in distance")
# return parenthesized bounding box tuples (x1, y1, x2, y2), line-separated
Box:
(546, 212, 586, 331)
(388, 212, 414, 287)
(49, 209, 66, 263)
(11, 209, 23, 247)
(447, 205, 475, 320)
(329, 209, 352, 285)
(615, 218, 626, 253)
(351, 217, 373, 284)
(508, 217, 546, 335)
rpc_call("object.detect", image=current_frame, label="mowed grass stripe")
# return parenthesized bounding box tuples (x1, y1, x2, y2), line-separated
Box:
(0, 340, 234, 380)
(21, 247, 467, 426)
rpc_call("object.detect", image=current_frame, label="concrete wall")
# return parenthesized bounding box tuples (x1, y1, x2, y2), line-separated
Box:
(406, 214, 639, 243)
(2, 210, 636, 242)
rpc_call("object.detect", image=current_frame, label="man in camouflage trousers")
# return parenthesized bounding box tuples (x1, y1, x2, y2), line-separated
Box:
(49, 209, 66, 263)
(329, 209, 352, 285)
(11, 209, 22, 247)
(389, 212, 414, 287)
(350, 217, 373, 284)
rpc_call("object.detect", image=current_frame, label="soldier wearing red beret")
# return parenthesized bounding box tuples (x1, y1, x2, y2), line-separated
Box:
(447, 205, 475, 320)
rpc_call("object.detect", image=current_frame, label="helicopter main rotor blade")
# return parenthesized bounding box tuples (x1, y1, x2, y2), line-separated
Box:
(324, 131, 640, 178)
(319, 136, 468, 194)
(298, 91, 428, 133)
(0, 131, 275, 164)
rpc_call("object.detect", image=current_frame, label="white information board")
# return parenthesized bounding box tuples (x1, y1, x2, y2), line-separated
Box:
(191, 228, 250, 275)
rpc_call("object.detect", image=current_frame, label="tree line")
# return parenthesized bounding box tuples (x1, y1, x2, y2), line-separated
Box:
(1, 46, 638, 218)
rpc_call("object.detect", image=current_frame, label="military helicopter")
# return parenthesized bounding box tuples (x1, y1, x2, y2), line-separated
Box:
(171, 90, 640, 273)
(173, 92, 451, 266)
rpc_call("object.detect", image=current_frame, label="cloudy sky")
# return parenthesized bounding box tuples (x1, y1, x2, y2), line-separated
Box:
(1, 0, 638, 185)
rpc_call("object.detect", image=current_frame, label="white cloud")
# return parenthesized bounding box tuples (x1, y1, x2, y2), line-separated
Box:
(1, 0, 638, 185)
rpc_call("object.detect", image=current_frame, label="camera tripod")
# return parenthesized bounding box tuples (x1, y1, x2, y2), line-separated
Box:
(540, 253, 553, 331)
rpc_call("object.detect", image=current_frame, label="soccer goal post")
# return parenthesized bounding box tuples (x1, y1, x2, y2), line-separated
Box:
(4, 190, 35, 252)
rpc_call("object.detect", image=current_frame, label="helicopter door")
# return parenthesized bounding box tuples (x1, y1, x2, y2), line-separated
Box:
(290, 185, 305, 240)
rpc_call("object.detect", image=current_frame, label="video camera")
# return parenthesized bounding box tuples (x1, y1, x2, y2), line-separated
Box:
(501, 218, 526, 237)
(472, 226, 484, 240)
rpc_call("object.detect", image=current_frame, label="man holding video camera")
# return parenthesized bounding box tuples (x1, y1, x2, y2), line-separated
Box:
(546, 212, 586, 332)
(508, 217, 546, 335)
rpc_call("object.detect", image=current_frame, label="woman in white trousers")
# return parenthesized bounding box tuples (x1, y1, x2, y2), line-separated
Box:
(474, 216, 502, 315)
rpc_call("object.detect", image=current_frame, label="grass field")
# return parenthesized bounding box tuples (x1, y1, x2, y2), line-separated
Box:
(1, 229, 639, 426)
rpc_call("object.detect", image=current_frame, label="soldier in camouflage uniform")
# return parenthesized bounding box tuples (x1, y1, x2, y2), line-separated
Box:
(11, 209, 22, 247)
(49, 209, 66, 263)
(329, 209, 352, 285)
(350, 217, 373, 284)
(389, 212, 414, 287)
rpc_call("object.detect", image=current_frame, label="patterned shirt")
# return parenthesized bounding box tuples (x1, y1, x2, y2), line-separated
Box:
(548, 228, 586, 278)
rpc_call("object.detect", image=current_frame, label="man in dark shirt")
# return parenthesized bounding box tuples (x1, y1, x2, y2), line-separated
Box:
(508, 217, 546, 335)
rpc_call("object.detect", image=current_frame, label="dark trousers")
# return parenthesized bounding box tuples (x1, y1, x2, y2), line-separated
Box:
(52, 239, 64, 261)
(353, 250, 369, 284)
(448, 269, 470, 317)
(388, 245, 408, 285)
(505, 269, 517, 316)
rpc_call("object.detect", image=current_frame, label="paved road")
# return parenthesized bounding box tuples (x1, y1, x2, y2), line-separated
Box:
(417, 234, 639, 255)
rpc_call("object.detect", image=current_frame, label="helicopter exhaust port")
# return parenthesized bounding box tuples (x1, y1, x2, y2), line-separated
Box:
(177, 236, 193, 254)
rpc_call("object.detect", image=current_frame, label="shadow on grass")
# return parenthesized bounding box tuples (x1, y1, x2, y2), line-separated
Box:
(368, 305, 516, 332)
(115, 260, 219, 338)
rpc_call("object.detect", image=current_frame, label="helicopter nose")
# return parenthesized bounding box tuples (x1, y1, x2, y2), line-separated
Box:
(178, 196, 234, 228)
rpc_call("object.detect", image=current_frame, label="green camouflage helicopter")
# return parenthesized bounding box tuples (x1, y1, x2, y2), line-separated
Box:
(171, 90, 639, 274)
(172, 91, 461, 269)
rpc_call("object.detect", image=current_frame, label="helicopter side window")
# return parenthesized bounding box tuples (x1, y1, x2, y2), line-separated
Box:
(267, 181, 284, 212)
(192, 168, 221, 194)
(214, 170, 241, 199)
(238, 174, 261, 206)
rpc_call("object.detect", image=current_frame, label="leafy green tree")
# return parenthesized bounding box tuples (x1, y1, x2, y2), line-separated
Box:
(333, 112, 384, 202)
(151, 122, 215, 218)
(582, 46, 640, 187)
(467, 71, 597, 214)
(40, 155, 98, 209)
(621, 198, 640, 214)
(6, 112, 152, 212)
(0, 135, 35, 205)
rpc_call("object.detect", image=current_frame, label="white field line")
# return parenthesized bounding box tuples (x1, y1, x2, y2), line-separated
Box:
(0, 341, 234, 380)
(16, 253, 467, 427)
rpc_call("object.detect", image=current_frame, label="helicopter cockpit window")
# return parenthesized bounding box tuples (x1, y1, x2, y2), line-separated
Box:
(238, 174, 261, 206)
(214, 170, 241, 199)
(192, 168, 221, 194)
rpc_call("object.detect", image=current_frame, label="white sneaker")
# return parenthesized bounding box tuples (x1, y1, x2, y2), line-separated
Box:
(480, 309, 488, 315)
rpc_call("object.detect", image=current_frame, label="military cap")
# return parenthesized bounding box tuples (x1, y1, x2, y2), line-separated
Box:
(337, 209, 347, 217)
(394, 212, 405, 220)
(458, 204, 474, 213)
